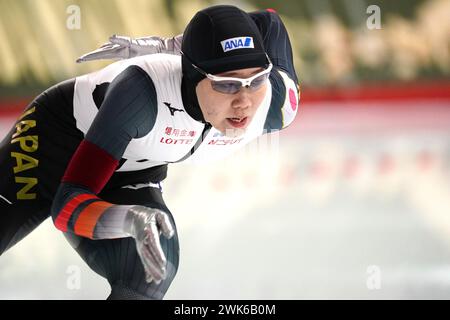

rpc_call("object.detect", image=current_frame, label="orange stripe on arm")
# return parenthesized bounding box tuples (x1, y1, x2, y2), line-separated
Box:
(54, 194, 98, 232)
(74, 201, 114, 239)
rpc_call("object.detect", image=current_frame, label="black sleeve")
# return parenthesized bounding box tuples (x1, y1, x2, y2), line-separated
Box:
(249, 10, 298, 84)
(85, 65, 158, 159)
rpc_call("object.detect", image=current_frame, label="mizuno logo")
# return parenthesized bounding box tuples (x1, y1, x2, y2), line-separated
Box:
(221, 37, 254, 52)
(164, 102, 184, 116)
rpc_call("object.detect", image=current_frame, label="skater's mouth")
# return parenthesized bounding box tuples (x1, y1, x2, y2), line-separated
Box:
(226, 117, 248, 128)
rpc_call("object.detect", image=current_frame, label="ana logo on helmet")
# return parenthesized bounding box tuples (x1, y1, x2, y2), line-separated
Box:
(220, 37, 254, 52)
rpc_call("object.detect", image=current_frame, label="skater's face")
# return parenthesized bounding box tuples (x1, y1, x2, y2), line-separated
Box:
(196, 66, 269, 137)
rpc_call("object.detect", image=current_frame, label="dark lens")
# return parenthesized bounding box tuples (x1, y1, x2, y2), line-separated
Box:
(249, 74, 269, 91)
(211, 81, 242, 94)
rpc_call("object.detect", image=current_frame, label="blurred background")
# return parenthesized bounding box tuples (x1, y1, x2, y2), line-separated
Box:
(0, 0, 449, 299)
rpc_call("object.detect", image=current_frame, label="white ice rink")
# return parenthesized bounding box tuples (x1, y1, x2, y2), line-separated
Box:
(1, 99, 450, 299)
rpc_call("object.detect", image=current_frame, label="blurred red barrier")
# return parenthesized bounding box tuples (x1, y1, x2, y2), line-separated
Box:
(300, 81, 450, 103)
(1, 82, 449, 136)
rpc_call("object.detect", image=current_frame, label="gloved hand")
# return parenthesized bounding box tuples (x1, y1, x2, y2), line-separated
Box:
(123, 205, 175, 284)
(76, 34, 183, 63)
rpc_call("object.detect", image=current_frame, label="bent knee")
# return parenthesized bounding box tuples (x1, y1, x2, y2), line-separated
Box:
(109, 260, 179, 300)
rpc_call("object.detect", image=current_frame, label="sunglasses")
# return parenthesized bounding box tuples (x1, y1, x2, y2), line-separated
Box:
(182, 52, 273, 94)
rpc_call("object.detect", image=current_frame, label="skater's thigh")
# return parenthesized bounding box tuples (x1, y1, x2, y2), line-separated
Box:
(63, 184, 180, 299)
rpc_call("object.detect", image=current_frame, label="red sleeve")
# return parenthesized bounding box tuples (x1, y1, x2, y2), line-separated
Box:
(62, 139, 118, 194)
